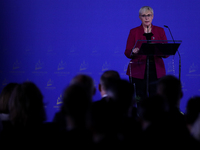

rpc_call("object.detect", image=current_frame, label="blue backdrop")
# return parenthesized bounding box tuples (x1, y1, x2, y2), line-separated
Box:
(0, 0, 200, 122)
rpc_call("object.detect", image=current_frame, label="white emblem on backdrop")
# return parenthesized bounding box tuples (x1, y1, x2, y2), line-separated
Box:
(189, 63, 198, 73)
(13, 60, 21, 70)
(45, 79, 56, 90)
(102, 61, 110, 71)
(58, 60, 67, 71)
(53, 94, 63, 110)
(80, 60, 89, 71)
(186, 62, 200, 78)
(35, 60, 44, 70)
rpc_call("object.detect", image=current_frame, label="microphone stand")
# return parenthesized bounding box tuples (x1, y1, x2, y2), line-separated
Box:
(143, 26, 153, 97)
(164, 25, 181, 80)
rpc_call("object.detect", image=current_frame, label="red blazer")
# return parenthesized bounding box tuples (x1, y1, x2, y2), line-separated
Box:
(124, 24, 168, 79)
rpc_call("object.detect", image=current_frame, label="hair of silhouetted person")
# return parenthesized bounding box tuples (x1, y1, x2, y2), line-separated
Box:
(185, 96, 200, 125)
(70, 74, 96, 98)
(157, 75, 183, 106)
(61, 83, 92, 127)
(9, 82, 46, 127)
(0, 83, 18, 113)
(100, 70, 120, 88)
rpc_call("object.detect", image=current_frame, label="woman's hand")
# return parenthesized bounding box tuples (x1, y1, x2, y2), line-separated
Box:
(132, 47, 139, 54)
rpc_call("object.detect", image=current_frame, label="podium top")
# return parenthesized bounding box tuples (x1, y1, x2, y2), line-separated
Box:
(133, 40, 182, 55)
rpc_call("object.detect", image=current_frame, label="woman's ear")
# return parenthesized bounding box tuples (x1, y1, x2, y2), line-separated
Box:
(139, 15, 142, 21)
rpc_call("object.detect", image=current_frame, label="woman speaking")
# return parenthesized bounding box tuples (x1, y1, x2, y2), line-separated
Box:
(124, 6, 168, 100)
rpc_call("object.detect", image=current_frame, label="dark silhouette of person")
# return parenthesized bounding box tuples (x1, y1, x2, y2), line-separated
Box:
(137, 95, 171, 148)
(156, 75, 192, 148)
(0, 81, 50, 148)
(185, 96, 200, 146)
(92, 79, 141, 148)
(91, 70, 121, 138)
(97, 70, 120, 99)
(9, 82, 46, 128)
(0, 83, 18, 132)
(53, 74, 95, 131)
(57, 83, 93, 148)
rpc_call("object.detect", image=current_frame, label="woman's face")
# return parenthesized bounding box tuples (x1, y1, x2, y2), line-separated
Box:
(139, 10, 154, 27)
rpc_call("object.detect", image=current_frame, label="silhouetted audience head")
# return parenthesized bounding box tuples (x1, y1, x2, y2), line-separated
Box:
(70, 74, 96, 98)
(98, 70, 120, 96)
(185, 96, 200, 144)
(61, 83, 92, 129)
(53, 74, 95, 131)
(9, 82, 46, 128)
(0, 83, 18, 114)
(157, 75, 183, 107)
(186, 96, 200, 125)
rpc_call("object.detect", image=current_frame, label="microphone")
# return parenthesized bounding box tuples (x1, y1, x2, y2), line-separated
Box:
(164, 25, 181, 80)
(143, 26, 153, 42)
(164, 25, 175, 43)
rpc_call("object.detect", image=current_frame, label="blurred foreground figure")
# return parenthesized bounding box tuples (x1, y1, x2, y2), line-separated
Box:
(53, 74, 95, 148)
(185, 96, 200, 145)
(0, 82, 51, 148)
(9, 82, 46, 128)
(58, 83, 93, 148)
(91, 70, 121, 139)
(97, 70, 120, 99)
(156, 75, 198, 148)
(0, 83, 18, 132)
(156, 75, 184, 125)
(92, 79, 141, 148)
(69, 74, 96, 99)
(53, 74, 95, 131)
(137, 95, 170, 148)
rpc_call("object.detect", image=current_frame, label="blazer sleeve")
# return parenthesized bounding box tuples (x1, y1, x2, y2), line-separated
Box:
(124, 29, 141, 59)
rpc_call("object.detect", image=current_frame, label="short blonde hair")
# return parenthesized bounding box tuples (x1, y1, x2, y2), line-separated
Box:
(139, 6, 154, 15)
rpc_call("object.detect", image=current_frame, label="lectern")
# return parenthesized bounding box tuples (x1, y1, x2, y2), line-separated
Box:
(132, 40, 182, 97)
